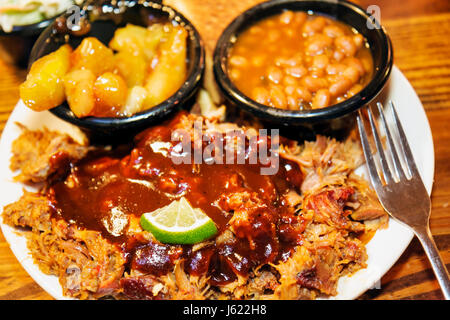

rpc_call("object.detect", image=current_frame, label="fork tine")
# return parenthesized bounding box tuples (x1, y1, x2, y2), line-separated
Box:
(389, 101, 419, 176)
(376, 102, 407, 180)
(357, 110, 382, 189)
(367, 106, 394, 184)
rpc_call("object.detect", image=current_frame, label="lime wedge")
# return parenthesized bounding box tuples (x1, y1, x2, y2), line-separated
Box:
(140, 197, 218, 244)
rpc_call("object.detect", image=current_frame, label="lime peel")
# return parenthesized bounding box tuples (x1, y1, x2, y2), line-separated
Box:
(140, 197, 218, 244)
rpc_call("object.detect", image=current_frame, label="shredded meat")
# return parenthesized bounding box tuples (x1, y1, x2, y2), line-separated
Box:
(280, 135, 364, 194)
(10, 124, 90, 183)
(248, 270, 278, 294)
(350, 183, 386, 221)
(120, 275, 166, 300)
(2, 118, 388, 300)
(296, 248, 339, 295)
(2, 190, 52, 231)
(222, 191, 277, 247)
(2, 192, 125, 299)
(304, 187, 364, 233)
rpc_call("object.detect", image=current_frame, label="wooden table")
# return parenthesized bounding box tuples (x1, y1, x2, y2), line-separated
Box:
(0, 0, 449, 300)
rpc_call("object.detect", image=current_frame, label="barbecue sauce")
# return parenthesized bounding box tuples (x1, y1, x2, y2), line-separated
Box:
(49, 112, 304, 285)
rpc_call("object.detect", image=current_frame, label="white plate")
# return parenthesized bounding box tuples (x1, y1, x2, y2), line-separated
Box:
(0, 66, 435, 300)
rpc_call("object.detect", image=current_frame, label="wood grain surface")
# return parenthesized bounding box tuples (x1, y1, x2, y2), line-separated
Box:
(0, 0, 449, 300)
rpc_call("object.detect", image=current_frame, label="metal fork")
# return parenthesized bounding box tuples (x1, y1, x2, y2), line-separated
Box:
(357, 101, 450, 299)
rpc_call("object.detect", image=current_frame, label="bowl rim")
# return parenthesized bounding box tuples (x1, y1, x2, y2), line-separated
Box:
(213, 0, 394, 123)
(0, 18, 53, 36)
(28, 0, 204, 129)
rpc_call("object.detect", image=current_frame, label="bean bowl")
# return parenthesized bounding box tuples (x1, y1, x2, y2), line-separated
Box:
(213, 0, 393, 139)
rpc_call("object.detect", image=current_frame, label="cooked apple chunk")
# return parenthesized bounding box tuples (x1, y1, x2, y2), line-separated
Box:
(63, 69, 96, 118)
(19, 44, 72, 111)
(70, 37, 115, 76)
(20, 22, 188, 119)
(144, 26, 187, 108)
(121, 86, 148, 116)
(114, 51, 148, 87)
(109, 24, 164, 60)
(94, 72, 128, 113)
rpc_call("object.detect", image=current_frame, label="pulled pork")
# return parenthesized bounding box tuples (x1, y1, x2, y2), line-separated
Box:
(2, 115, 388, 300)
(10, 124, 90, 183)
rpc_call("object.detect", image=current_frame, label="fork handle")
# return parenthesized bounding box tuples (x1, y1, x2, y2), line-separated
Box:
(414, 226, 450, 299)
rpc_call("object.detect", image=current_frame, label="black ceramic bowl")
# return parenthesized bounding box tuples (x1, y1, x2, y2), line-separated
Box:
(213, 0, 393, 139)
(28, 0, 205, 142)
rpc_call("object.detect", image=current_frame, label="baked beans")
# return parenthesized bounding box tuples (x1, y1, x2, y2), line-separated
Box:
(228, 11, 374, 110)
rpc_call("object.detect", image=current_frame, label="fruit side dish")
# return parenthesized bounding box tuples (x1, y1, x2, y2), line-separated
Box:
(20, 23, 187, 117)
